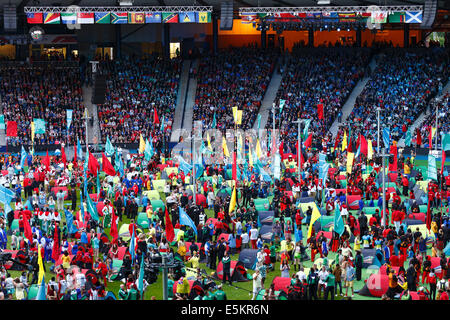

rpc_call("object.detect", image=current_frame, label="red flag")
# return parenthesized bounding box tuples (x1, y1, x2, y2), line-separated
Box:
(164, 207, 175, 242)
(347, 136, 353, 153)
(73, 144, 78, 167)
(429, 126, 433, 149)
(426, 200, 432, 231)
(296, 141, 304, 168)
(110, 209, 118, 244)
(304, 133, 313, 149)
(232, 151, 237, 181)
(88, 150, 99, 176)
(6, 121, 17, 137)
(279, 141, 284, 158)
(334, 131, 340, 151)
(388, 144, 398, 172)
(317, 103, 324, 120)
(61, 145, 67, 167)
(43, 150, 50, 171)
(416, 128, 422, 146)
(23, 215, 33, 244)
(360, 134, 368, 156)
(442, 149, 446, 175)
(51, 224, 60, 261)
(154, 108, 160, 125)
(102, 152, 116, 176)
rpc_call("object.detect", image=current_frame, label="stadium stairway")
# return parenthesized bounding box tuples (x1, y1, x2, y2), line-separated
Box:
(82, 84, 101, 145)
(397, 80, 450, 148)
(179, 59, 198, 138)
(253, 58, 282, 131)
(170, 60, 191, 143)
(328, 53, 379, 138)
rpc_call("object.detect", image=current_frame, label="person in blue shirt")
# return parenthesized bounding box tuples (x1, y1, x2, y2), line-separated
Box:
(80, 229, 88, 245)
(15, 183, 21, 201)
(345, 264, 355, 298)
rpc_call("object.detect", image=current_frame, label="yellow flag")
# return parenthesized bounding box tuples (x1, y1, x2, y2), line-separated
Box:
(207, 132, 213, 151)
(307, 206, 321, 239)
(31, 122, 35, 143)
(232, 106, 238, 123)
(228, 185, 236, 214)
(236, 110, 243, 125)
(139, 134, 146, 154)
(256, 138, 262, 159)
(347, 152, 355, 174)
(431, 127, 437, 138)
(368, 139, 374, 160)
(222, 137, 230, 157)
(38, 245, 45, 284)
(341, 130, 347, 152)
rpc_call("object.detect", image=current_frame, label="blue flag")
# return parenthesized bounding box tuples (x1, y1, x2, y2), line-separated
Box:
(137, 252, 145, 296)
(179, 207, 197, 235)
(66, 109, 73, 131)
(36, 277, 46, 300)
(428, 153, 438, 181)
(260, 167, 272, 183)
(64, 209, 78, 234)
(79, 191, 85, 224)
(177, 155, 192, 174)
(20, 146, 27, 169)
(77, 138, 83, 160)
(130, 224, 136, 264)
(334, 206, 345, 236)
(382, 127, 390, 151)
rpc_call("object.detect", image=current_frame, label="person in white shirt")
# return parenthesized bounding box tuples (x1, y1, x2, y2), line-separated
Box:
(296, 266, 307, 283)
(241, 232, 249, 249)
(251, 270, 262, 300)
(199, 212, 206, 226)
(249, 225, 259, 249)
(317, 266, 329, 299)
(76, 272, 86, 289)
(256, 248, 266, 269)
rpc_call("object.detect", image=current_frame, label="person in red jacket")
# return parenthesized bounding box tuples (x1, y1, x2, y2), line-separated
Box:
(96, 258, 108, 287)
(129, 219, 138, 238)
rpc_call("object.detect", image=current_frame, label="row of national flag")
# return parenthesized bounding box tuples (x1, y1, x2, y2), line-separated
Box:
(240, 11, 422, 24)
(27, 11, 212, 24)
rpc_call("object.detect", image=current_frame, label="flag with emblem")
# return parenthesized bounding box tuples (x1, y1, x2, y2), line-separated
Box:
(145, 12, 161, 23)
(197, 11, 211, 23)
(162, 12, 179, 23)
(128, 12, 145, 24)
(388, 12, 405, 23)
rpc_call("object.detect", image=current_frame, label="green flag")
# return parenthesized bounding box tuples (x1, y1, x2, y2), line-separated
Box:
(302, 119, 312, 138)
(86, 191, 99, 222)
(105, 136, 115, 157)
(442, 133, 450, 151)
(137, 253, 145, 297)
(428, 153, 438, 181)
(333, 206, 345, 236)
(144, 138, 153, 161)
(0, 115, 5, 130)
(405, 128, 412, 147)
(34, 118, 46, 134)
(211, 112, 216, 129)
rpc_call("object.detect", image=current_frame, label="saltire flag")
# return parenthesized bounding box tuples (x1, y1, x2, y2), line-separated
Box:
(86, 191, 99, 222)
(105, 136, 115, 157)
(6, 121, 17, 137)
(180, 12, 196, 23)
(20, 146, 27, 168)
(405, 11, 423, 23)
(27, 13, 43, 24)
(66, 109, 73, 131)
(95, 12, 111, 24)
(77, 12, 94, 24)
(139, 134, 146, 154)
(307, 206, 321, 239)
(229, 184, 237, 214)
(179, 207, 197, 235)
(61, 12, 77, 24)
(162, 12, 179, 23)
(34, 118, 46, 134)
(102, 152, 116, 176)
(333, 206, 345, 236)
(111, 12, 128, 24)
(44, 13, 60, 24)
(61, 145, 67, 167)
(317, 103, 324, 120)
(145, 12, 161, 23)
(64, 209, 78, 234)
(442, 134, 450, 151)
(197, 11, 211, 23)
(428, 153, 438, 181)
(164, 207, 175, 242)
(128, 12, 145, 24)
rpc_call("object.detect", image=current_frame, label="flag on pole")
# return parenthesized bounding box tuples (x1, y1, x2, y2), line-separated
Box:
(179, 207, 197, 235)
(144, 138, 153, 161)
(164, 207, 175, 242)
(36, 276, 46, 300)
(86, 192, 99, 222)
(442, 134, 450, 151)
(347, 152, 355, 174)
(139, 134, 146, 154)
(6, 121, 17, 137)
(382, 127, 390, 151)
(154, 108, 160, 124)
(441, 149, 446, 175)
(211, 112, 216, 129)
(110, 209, 118, 244)
(23, 215, 33, 244)
(37, 245, 45, 284)
(130, 224, 136, 264)
(102, 152, 116, 176)
(333, 206, 345, 236)
(61, 145, 67, 168)
(66, 109, 73, 131)
(222, 137, 230, 158)
(229, 185, 237, 214)
(317, 103, 324, 120)
(20, 146, 27, 168)
(137, 252, 145, 298)
(307, 206, 321, 239)
(51, 224, 60, 262)
(405, 128, 412, 147)
(428, 153, 438, 181)
(341, 130, 347, 152)
(368, 140, 374, 160)
(44, 150, 50, 171)
(105, 136, 115, 157)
